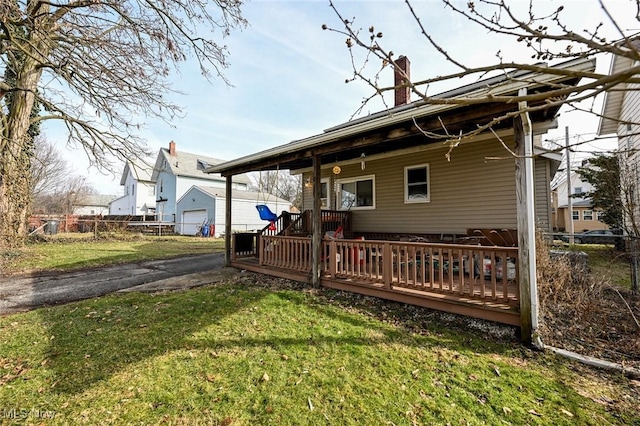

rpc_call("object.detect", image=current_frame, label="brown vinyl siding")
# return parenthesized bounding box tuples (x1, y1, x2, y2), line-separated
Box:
(534, 158, 552, 232)
(302, 137, 553, 235)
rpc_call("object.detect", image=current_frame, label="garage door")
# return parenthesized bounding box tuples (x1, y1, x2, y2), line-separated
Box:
(182, 210, 208, 235)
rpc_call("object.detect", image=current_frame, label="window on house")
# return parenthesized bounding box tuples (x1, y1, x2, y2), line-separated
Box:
(159, 179, 163, 193)
(583, 210, 593, 221)
(574, 187, 583, 195)
(320, 178, 330, 208)
(597, 211, 604, 221)
(132, 184, 135, 196)
(404, 164, 430, 203)
(572, 210, 579, 220)
(336, 175, 375, 209)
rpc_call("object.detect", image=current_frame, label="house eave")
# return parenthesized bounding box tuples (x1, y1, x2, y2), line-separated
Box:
(597, 38, 640, 136)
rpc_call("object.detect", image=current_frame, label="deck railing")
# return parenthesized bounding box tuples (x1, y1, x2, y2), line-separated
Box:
(260, 212, 302, 236)
(259, 235, 519, 304)
(260, 235, 313, 272)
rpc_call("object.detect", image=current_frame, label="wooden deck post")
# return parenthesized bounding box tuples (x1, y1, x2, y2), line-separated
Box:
(329, 240, 337, 278)
(311, 154, 322, 287)
(225, 175, 232, 267)
(515, 88, 539, 344)
(383, 242, 392, 288)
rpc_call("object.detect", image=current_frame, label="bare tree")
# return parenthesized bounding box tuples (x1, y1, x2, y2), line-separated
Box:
(324, 0, 640, 144)
(30, 135, 74, 198)
(0, 1, 247, 247)
(252, 171, 302, 209)
(33, 176, 96, 215)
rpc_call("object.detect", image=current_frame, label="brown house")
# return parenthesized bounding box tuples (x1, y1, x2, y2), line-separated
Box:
(208, 57, 595, 341)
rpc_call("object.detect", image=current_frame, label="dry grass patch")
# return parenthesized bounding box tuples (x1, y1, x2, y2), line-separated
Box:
(537, 234, 640, 369)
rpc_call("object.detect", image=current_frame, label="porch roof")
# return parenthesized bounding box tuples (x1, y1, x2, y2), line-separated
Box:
(208, 58, 595, 176)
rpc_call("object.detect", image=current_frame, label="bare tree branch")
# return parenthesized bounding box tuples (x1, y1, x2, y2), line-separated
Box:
(0, 0, 247, 246)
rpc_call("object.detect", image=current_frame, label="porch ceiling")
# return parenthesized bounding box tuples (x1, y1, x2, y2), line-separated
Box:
(215, 100, 559, 175)
(208, 58, 594, 176)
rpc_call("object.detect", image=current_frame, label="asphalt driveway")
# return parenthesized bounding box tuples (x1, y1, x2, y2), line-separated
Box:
(0, 253, 227, 315)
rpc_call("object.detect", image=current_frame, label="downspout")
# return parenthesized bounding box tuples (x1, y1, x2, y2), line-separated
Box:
(518, 88, 543, 349)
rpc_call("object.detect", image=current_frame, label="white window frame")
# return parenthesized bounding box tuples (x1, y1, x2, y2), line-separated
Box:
(336, 175, 376, 210)
(582, 210, 594, 221)
(572, 210, 579, 221)
(404, 164, 430, 203)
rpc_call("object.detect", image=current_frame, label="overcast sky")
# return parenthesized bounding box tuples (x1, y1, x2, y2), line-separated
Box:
(43, 0, 637, 194)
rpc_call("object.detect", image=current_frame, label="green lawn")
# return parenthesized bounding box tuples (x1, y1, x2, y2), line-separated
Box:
(1, 282, 637, 425)
(559, 243, 632, 289)
(2, 234, 223, 276)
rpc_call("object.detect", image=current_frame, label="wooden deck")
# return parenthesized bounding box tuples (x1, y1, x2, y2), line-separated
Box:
(231, 234, 521, 327)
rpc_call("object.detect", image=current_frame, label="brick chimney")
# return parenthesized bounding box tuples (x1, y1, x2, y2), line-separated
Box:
(169, 140, 176, 156)
(394, 56, 411, 107)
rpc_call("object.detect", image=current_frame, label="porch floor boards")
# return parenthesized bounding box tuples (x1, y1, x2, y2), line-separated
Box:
(231, 258, 521, 327)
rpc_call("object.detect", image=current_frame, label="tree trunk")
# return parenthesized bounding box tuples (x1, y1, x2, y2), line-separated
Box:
(0, 82, 40, 247)
(0, 7, 49, 248)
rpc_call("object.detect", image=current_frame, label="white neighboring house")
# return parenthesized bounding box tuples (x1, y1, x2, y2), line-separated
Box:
(598, 41, 640, 231)
(73, 194, 118, 215)
(598, 39, 640, 150)
(109, 161, 157, 216)
(176, 186, 291, 236)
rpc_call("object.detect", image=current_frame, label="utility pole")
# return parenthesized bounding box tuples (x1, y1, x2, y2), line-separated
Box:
(566, 126, 574, 244)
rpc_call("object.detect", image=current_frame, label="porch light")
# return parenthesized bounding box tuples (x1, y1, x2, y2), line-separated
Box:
(332, 165, 341, 175)
(305, 177, 313, 188)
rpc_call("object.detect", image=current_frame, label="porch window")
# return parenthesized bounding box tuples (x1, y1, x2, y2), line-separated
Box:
(336, 175, 375, 210)
(583, 210, 593, 221)
(320, 178, 330, 209)
(404, 164, 430, 203)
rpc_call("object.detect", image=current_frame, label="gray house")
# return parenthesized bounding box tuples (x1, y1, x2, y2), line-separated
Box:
(176, 186, 291, 236)
(150, 141, 252, 222)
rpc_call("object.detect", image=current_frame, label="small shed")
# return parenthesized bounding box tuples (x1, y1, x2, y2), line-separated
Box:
(176, 186, 291, 236)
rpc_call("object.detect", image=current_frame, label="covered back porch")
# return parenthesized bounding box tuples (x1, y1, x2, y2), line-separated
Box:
(229, 211, 520, 326)
(208, 58, 596, 341)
